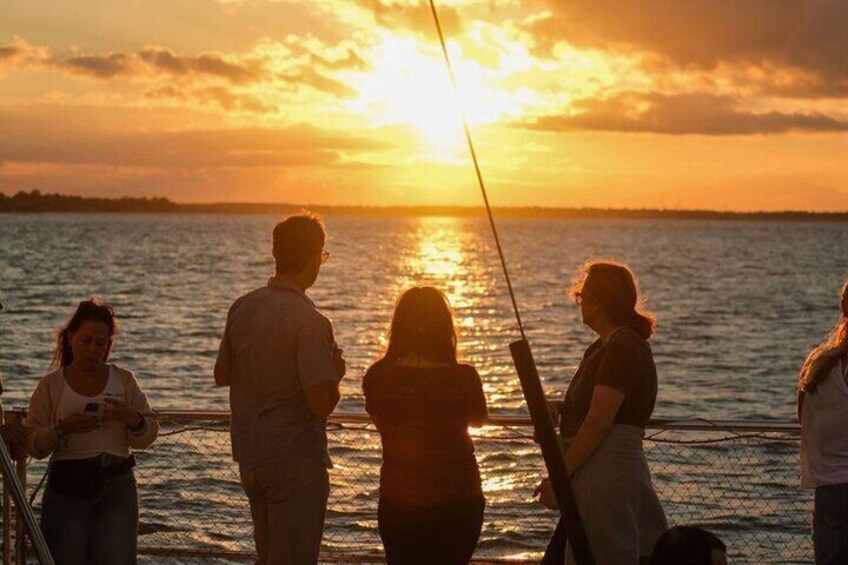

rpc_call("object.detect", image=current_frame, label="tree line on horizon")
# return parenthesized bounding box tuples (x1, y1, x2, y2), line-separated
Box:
(0, 190, 179, 213)
(1, 190, 847, 221)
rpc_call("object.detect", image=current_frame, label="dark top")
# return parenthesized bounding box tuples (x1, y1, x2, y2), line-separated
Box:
(560, 328, 658, 438)
(363, 360, 488, 506)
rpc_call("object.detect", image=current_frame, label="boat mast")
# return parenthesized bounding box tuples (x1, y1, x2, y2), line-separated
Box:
(426, 2, 594, 563)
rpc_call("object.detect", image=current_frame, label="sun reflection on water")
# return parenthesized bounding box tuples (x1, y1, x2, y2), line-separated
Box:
(396, 216, 486, 311)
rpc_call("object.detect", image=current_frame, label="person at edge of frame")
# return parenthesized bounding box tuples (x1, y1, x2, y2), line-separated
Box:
(799, 278, 848, 565)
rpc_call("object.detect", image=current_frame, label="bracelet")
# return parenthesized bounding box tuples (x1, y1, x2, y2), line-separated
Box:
(55, 423, 68, 446)
(128, 413, 145, 433)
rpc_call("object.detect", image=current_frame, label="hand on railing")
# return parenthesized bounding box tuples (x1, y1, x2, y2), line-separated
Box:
(1, 422, 30, 460)
(534, 477, 559, 510)
(533, 400, 563, 443)
(333, 346, 346, 381)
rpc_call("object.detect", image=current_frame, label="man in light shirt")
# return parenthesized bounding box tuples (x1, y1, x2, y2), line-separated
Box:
(215, 213, 345, 565)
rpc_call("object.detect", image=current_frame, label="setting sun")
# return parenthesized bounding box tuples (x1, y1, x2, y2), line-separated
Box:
(345, 32, 520, 151)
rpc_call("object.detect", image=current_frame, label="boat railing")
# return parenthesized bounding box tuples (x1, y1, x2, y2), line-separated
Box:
(1, 410, 810, 564)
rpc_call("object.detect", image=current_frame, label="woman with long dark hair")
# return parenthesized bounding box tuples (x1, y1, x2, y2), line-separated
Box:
(537, 261, 667, 565)
(799, 279, 848, 564)
(25, 299, 158, 564)
(363, 286, 488, 565)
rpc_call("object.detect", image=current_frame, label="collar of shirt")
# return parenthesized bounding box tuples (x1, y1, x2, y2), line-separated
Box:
(267, 276, 314, 305)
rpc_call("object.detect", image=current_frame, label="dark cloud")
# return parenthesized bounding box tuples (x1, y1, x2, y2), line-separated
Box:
(8, 39, 360, 98)
(0, 40, 48, 66)
(352, 0, 462, 37)
(529, 0, 848, 96)
(53, 48, 264, 83)
(191, 53, 262, 82)
(520, 92, 848, 135)
(0, 105, 385, 168)
(0, 45, 21, 60)
(57, 53, 135, 78)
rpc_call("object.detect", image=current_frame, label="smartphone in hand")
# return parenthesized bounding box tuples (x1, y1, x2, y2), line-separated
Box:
(84, 402, 106, 422)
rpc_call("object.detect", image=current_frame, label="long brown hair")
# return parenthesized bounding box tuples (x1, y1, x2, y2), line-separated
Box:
(50, 299, 117, 369)
(380, 286, 458, 365)
(799, 280, 848, 393)
(570, 260, 657, 339)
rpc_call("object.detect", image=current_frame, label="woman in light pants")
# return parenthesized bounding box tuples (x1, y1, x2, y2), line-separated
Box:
(536, 261, 667, 565)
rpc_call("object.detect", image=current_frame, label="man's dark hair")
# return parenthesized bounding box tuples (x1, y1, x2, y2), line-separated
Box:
(273, 212, 326, 274)
(650, 526, 726, 565)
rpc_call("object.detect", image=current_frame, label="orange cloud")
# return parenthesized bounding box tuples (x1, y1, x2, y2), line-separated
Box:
(0, 105, 385, 168)
(528, 0, 848, 97)
(352, 0, 462, 37)
(138, 48, 264, 83)
(520, 92, 848, 135)
(0, 38, 51, 67)
(49, 47, 265, 83)
(143, 84, 277, 113)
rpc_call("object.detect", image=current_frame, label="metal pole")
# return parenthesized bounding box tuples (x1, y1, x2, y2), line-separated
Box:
(426, 3, 594, 563)
(0, 440, 53, 565)
(3, 459, 10, 565)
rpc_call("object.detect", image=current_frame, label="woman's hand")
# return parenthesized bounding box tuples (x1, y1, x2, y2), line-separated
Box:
(533, 400, 564, 443)
(534, 478, 560, 510)
(103, 398, 141, 427)
(547, 400, 563, 427)
(333, 346, 346, 380)
(58, 413, 100, 434)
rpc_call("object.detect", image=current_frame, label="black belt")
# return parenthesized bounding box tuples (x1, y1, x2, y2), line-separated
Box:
(101, 453, 136, 479)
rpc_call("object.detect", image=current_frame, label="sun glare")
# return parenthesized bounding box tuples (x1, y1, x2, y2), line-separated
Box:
(347, 33, 514, 152)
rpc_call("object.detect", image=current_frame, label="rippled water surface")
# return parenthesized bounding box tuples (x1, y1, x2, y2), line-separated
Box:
(2, 213, 846, 416)
(1, 213, 846, 562)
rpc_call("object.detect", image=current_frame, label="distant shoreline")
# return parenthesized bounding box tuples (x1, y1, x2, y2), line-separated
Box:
(2, 190, 848, 221)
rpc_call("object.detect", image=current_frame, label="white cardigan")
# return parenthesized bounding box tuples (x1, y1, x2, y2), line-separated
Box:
(25, 364, 159, 460)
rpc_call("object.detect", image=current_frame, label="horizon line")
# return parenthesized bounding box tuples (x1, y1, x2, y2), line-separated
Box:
(2, 190, 848, 218)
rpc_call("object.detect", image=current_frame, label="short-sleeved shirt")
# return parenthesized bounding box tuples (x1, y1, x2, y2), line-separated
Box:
(363, 361, 488, 506)
(216, 278, 338, 470)
(560, 328, 658, 438)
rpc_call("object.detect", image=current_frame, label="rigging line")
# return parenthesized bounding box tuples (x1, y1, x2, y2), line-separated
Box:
(427, 0, 526, 341)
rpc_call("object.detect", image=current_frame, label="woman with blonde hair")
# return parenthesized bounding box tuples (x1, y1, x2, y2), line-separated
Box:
(799, 279, 848, 564)
(537, 261, 667, 565)
(363, 286, 488, 565)
(26, 299, 158, 564)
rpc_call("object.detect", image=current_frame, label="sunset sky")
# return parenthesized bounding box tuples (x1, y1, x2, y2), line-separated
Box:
(1, 0, 847, 210)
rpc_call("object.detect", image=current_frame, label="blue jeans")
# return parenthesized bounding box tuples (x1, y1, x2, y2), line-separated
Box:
(41, 472, 139, 565)
(814, 483, 848, 565)
(239, 456, 330, 565)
